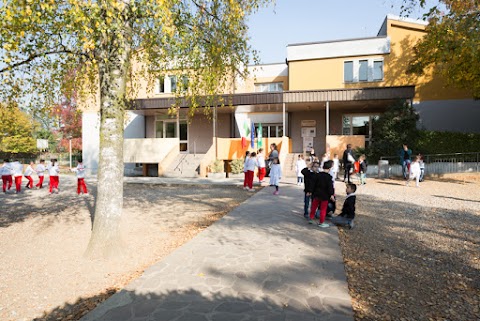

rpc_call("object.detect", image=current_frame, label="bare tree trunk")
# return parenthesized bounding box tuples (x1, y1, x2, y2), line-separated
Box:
(85, 28, 131, 259)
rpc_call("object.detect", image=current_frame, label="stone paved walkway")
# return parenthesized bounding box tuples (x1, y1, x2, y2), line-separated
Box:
(81, 181, 354, 321)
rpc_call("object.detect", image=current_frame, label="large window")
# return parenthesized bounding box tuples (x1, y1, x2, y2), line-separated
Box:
(359, 60, 368, 81)
(157, 75, 187, 94)
(373, 60, 384, 81)
(254, 82, 284, 92)
(342, 115, 379, 145)
(254, 124, 283, 138)
(343, 59, 384, 83)
(344, 61, 354, 83)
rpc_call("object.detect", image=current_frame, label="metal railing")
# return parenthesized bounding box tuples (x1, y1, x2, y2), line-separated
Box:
(380, 152, 480, 176)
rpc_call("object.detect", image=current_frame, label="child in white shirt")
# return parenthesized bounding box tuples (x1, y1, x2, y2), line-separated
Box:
(295, 154, 307, 186)
(24, 161, 35, 189)
(73, 159, 88, 195)
(48, 159, 60, 194)
(35, 159, 46, 188)
(1, 159, 13, 193)
(244, 152, 257, 191)
(12, 160, 23, 193)
(407, 156, 421, 187)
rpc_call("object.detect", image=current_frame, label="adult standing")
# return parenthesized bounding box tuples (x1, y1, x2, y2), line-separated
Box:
(399, 144, 412, 179)
(268, 143, 279, 161)
(342, 144, 355, 184)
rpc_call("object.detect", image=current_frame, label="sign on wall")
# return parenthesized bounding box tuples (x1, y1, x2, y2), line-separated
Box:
(301, 120, 316, 127)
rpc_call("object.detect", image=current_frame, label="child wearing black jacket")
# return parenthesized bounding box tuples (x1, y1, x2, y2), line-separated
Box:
(330, 183, 356, 229)
(301, 161, 320, 219)
(307, 160, 335, 228)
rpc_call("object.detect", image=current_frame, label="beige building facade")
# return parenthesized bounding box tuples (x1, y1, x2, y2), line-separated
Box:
(82, 15, 480, 175)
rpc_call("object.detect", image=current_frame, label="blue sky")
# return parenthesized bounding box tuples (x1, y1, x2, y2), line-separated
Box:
(247, 0, 433, 64)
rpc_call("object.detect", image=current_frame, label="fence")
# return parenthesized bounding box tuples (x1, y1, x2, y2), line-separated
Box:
(380, 152, 480, 177)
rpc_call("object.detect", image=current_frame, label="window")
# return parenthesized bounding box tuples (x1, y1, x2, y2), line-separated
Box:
(254, 82, 283, 92)
(359, 60, 368, 81)
(342, 115, 380, 145)
(181, 75, 189, 91)
(344, 59, 384, 83)
(170, 75, 177, 92)
(158, 76, 165, 93)
(344, 61, 354, 83)
(254, 124, 283, 138)
(373, 61, 383, 81)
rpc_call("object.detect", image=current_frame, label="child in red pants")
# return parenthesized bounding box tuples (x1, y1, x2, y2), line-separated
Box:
(1, 159, 13, 193)
(307, 160, 335, 228)
(12, 159, 23, 193)
(74, 159, 88, 195)
(24, 161, 35, 189)
(35, 159, 46, 188)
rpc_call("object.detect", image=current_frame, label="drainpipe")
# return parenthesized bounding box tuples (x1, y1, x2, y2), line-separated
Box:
(326, 101, 330, 136)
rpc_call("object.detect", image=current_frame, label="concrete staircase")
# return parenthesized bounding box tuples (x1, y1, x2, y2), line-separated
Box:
(162, 154, 205, 178)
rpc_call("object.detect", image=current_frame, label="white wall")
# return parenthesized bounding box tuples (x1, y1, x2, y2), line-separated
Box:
(287, 37, 390, 61)
(82, 111, 146, 175)
(82, 112, 100, 175)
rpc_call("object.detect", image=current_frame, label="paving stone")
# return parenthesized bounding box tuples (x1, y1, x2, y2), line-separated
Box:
(80, 183, 354, 321)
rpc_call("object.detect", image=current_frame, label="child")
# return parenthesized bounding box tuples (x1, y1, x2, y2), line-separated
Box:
(302, 161, 319, 219)
(243, 151, 251, 190)
(332, 154, 340, 180)
(309, 147, 316, 163)
(330, 183, 356, 229)
(295, 154, 307, 186)
(35, 159, 46, 188)
(48, 159, 60, 194)
(256, 148, 266, 183)
(24, 161, 35, 189)
(1, 159, 13, 193)
(269, 157, 282, 195)
(406, 155, 421, 187)
(307, 160, 335, 228)
(12, 159, 23, 194)
(359, 154, 368, 185)
(244, 152, 257, 191)
(418, 154, 425, 182)
(74, 159, 88, 195)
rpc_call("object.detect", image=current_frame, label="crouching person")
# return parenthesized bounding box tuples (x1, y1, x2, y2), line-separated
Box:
(330, 183, 356, 229)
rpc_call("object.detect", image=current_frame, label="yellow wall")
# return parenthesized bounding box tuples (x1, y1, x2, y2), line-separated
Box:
(288, 18, 471, 102)
(289, 55, 386, 91)
(236, 75, 289, 93)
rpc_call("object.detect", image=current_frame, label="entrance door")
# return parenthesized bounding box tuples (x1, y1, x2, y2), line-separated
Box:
(179, 121, 188, 152)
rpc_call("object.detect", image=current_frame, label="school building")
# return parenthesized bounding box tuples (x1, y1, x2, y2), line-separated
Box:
(82, 14, 480, 176)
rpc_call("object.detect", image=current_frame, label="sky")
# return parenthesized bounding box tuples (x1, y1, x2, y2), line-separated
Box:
(247, 0, 434, 64)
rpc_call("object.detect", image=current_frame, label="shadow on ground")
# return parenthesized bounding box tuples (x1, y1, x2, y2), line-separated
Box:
(340, 193, 480, 320)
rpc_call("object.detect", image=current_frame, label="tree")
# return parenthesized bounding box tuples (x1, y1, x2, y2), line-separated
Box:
(0, 103, 37, 153)
(402, 0, 480, 98)
(52, 96, 82, 153)
(0, 0, 271, 258)
(367, 100, 420, 162)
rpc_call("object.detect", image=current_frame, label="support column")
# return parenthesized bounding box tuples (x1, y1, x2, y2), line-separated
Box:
(326, 101, 330, 135)
(214, 105, 217, 159)
(282, 102, 286, 137)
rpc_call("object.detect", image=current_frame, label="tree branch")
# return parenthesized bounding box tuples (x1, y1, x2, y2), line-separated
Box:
(0, 49, 80, 73)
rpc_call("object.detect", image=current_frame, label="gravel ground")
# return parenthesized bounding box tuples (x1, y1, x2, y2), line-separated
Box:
(0, 175, 253, 321)
(335, 175, 480, 321)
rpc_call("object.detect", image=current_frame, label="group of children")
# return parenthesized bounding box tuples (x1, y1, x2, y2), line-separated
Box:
(300, 159, 356, 229)
(0, 158, 88, 195)
(243, 149, 282, 195)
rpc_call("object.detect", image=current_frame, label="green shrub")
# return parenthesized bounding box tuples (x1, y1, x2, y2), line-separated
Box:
(209, 159, 224, 173)
(229, 158, 244, 174)
(416, 131, 480, 155)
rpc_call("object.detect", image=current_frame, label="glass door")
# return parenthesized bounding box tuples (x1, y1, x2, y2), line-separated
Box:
(179, 121, 188, 152)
